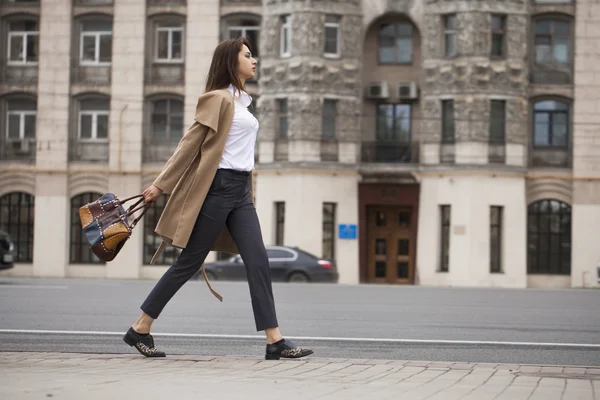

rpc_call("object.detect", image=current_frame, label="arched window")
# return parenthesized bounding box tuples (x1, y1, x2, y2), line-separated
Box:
(70, 192, 104, 264)
(527, 199, 571, 275)
(534, 18, 571, 66)
(533, 100, 569, 148)
(7, 18, 39, 65)
(143, 194, 181, 264)
(0, 192, 35, 262)
(378, 22, 413, 64)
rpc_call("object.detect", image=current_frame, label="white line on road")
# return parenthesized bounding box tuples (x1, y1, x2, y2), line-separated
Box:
(0, 285, 68, 289)
(0, 329, 599, 348)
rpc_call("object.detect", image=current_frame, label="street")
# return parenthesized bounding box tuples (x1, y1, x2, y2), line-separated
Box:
(0, 277, 599, 366)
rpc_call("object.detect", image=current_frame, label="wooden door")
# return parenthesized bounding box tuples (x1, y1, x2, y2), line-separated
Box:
(367, 206, 414, 284)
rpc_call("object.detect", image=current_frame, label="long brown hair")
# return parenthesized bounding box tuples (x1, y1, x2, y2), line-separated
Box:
(205, 37, 252, 94)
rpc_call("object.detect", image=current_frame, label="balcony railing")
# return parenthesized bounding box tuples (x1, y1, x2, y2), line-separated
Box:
(73, 0, 113, 5)
(71, 63, 111, 85)
(145, 64, 185, 85)
(143, 138, 179, 163)
(530, 147, 571, 168)
(1, 0, 40, 7)
(0, 60, 38, 85)
(68, 139, 109, 162)
(0, 139, 36, 163)
(147, 0, 186, 5)
(361, 141, 418, 164)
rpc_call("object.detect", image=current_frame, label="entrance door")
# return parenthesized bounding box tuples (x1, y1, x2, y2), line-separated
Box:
(367, 206, 414, 284)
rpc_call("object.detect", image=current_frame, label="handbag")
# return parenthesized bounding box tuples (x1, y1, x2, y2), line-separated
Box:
(79, 193, 150, 262)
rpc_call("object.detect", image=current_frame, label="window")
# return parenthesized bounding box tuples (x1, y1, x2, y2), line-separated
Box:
(70, 192, 104, 264)
(489, 100, 506, 143)
(0, 192, 34, 263)
(527, 199, 571, 275)
(267, 248, 295, 261)
(227, 18, 260, 58)
(6, 98, 36, 141)
(8, 20, 39, 64)
(80, 20, 112, 65)
(376, 104, 411, 142)
(491, 14, 506, 57)
(439, 205, 451, 272)
(324, 15, 340, 57)
(379, 22, 413, 64)
(78, 98, 109, 141)
(534, 19, 570, 65)
(280, 15, 291, 57)
(275, 202, 285, 246)
(443, 14, 457, 57)
(490, 206, 503, 273)
(277, 99, 288, 139)
(533, 100, 568, 147)
(151, 98, 184, 142)
(155, 23, 184, 62)
(143, 194, 181, 265)
(441, 100, 455, 143)
(322, 99, 337, 139)
(322, 203, 336, 261)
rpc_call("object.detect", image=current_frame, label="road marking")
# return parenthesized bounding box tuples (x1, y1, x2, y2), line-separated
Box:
(0, 285, 68, 290)
(0, 329, 599, 348)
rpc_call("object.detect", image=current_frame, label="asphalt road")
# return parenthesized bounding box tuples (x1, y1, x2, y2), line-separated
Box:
(0, 277, 599, 366)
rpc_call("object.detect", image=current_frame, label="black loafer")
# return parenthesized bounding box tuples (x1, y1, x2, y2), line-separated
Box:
(265, 339, 313, 360)
(123, 327, 166, 358)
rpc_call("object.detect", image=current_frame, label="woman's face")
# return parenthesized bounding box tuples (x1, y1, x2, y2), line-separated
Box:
(237, 44, 257, 81)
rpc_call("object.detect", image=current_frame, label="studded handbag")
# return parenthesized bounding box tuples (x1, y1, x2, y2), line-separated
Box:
(78, 193, 149, 262)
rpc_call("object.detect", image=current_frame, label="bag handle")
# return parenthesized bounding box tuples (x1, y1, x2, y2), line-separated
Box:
(119, 194, 150, 230)
(130, 203, 150, 230)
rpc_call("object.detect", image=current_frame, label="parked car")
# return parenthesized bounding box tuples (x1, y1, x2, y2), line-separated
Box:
(193, 246, 339, 283)
(0, 230, 15, 270)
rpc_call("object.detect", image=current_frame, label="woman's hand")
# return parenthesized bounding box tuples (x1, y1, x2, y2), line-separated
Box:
(143, 185, 163, 203)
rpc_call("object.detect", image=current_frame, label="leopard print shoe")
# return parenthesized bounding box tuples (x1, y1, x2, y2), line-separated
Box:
(123, 327, 166, 358)
(265, 339, 313, 360)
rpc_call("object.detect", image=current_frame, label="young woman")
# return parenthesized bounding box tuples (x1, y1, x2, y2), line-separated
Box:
(122, 37, 313, 361)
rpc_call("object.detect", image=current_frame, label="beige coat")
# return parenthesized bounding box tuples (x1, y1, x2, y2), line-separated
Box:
(149, 89, 249, 301)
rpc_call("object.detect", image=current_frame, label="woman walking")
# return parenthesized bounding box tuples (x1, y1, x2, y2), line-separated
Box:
(123, 37, 313, 361)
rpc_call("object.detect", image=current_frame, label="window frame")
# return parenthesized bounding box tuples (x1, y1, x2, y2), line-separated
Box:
(527, 199, 571, 275)
(154, 25, 184, 63)
(324, 15, 341, 58)
(491, 14, 506, 58)
(443, 14, 457, 58)
(80, 30, 113, 66)
(532, 99, 569, 148)
(490, 205, 503, 273)
(439, 205, 451, 273)
(0, 191, 35, 263)
(322, 202, 336, 261)
(150, 97, 184, 142)
(322, 99, 337, 139)
(378, 22, 413, 65)
(533, 17, 572, 66)
(6, 110, 36, 140)
(376, 103, 412, 143)
(280, 14, 292, 58)
(7, 29, 39, 65)
(78, 110, 109, 142)
(274, 202, 285, 246)
(489, 99, 506, 144)
(277, 98, 288, 139)
(441, 99, 455, 143)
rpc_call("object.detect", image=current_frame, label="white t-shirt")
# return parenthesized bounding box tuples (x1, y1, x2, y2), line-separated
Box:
(218, 85, 259, 172)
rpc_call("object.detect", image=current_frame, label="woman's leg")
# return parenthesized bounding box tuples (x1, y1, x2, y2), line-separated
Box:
(226, 195, 313, 359)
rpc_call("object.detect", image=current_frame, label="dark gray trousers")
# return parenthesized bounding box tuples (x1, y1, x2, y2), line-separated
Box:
(141, 169, 279, 331)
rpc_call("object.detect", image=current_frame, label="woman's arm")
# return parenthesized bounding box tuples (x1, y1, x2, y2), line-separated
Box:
(150, 91, 230, 195)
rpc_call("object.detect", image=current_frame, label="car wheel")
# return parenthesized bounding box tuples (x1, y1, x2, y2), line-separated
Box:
(287, 272, 309, 283)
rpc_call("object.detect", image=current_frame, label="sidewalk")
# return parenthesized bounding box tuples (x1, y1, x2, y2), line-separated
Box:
(1, 352, 599, 400)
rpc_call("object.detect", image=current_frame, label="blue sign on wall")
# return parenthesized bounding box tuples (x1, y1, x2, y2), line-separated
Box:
(338, 224, 357, 240)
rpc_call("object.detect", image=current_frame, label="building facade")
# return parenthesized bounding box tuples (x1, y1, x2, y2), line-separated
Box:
(0, 0, 598, 289)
